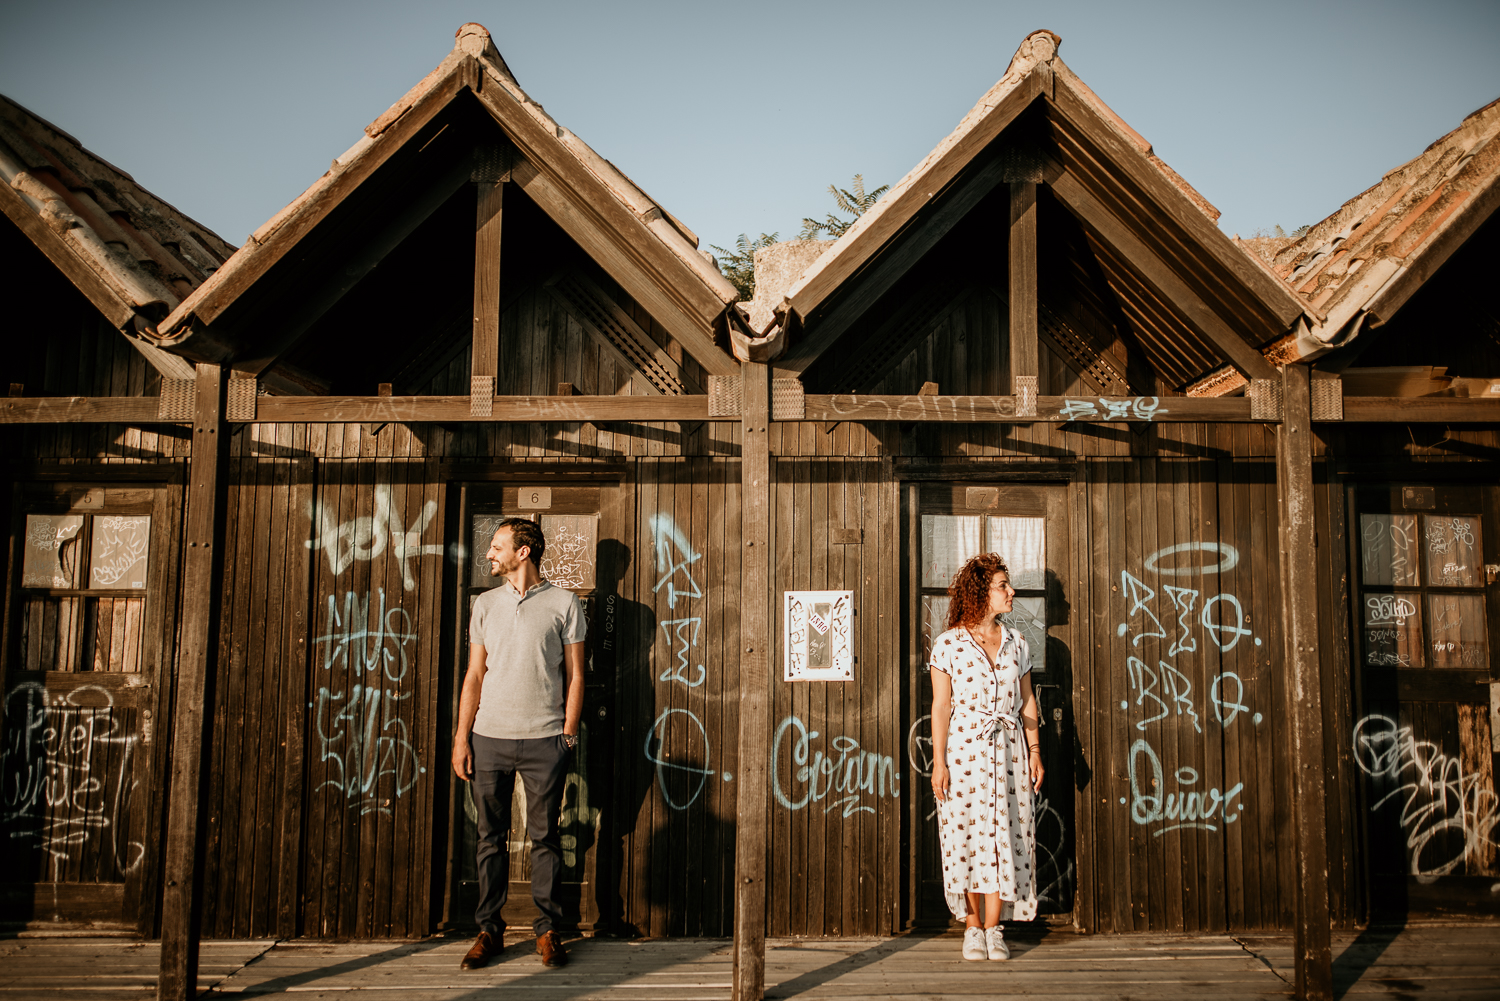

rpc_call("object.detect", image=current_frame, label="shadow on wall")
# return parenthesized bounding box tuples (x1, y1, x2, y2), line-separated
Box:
(1039, 568, 1087, 915)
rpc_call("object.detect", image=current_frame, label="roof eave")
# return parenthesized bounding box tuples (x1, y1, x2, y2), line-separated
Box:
(152, 48, 475, 352)
(784, 31, 1060, 323)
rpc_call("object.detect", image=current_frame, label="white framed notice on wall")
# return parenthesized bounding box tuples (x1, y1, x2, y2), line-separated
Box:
(784, 590, 854, 681)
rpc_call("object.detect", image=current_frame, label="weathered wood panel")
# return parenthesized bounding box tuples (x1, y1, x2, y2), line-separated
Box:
(765, 459, 903, 937)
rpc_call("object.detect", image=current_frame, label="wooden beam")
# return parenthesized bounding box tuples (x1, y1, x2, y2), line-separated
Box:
(0, 397, 161, 423)
(1, 184, 198, 381)
(179, 65, 469, 332)
(1049, 69, 1306, 329)
(253, 394, 710, 423)
(232, 154, 476, 378)
(467, 78, 731, 335)
(472, 180, 504, 381)
(498, 150, 738, 379)
(1010, 181, 1039, 394)
(778, 152, 1013, 375)
(787, 73, 1044, 318)
(1276, 362, 1333, 1001)
(158, 363, 226, 1001)
(804, 394, 1253, 422)
(0, 180, 134, 330)
(1337, 396, 1500, 422)
(733, 364, 770, 1001)
(5, 392, 1500, 426)
(1049, 168, 1280, 382)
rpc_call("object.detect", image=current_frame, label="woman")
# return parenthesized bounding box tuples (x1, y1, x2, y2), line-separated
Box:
(929, 553, 1044, 962)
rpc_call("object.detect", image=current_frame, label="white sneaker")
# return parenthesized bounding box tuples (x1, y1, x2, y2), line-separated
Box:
(986, 926, 1009, 961)
(962, 926, 986, 961)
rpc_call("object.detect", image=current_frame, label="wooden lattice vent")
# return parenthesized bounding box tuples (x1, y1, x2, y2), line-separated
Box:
(834, 274, 968, 391)
(1038, 303, 1129, 394)
(546, 272, 693, 395)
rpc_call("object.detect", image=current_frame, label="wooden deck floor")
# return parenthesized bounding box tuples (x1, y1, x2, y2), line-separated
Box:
(0, 925, 1496, 999)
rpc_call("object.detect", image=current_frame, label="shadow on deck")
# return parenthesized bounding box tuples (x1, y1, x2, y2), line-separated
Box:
(0, 924, 1496, 999)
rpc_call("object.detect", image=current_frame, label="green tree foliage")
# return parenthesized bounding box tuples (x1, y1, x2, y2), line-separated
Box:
(709, 232, 779, 302)
(799, 174, 890, 240)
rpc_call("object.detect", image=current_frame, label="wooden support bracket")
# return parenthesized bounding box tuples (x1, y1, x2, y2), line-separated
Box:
(470, 376, 494, 417)
(158, 378, 195, 422)
(771, 378, 805, 421)
(1310, 373, 1343, 421)
(708, 375, 742, 417)
(1249, 379, 1283, 421)
(225, 377, 257, 422)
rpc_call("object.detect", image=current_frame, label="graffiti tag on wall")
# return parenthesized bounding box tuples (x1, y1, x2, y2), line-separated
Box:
(1353, 714, 1500, 878)
(1115, 542, 1260, 838)
(1, 683, 144, 875)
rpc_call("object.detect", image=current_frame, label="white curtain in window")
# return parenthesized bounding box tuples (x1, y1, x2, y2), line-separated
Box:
(987, 516, 1045, 590)
(921, 515, 983, 589)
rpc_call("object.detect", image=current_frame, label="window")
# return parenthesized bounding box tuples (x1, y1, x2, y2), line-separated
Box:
(919, 513, 1046, 672)
(17, 503, 152, 673)
(1358, 511, 1487, 669)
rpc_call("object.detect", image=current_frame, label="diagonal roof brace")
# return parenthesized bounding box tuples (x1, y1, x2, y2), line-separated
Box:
(1046, 162, 1279, 382)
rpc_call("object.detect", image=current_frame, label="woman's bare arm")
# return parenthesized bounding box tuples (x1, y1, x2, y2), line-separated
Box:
(930, 668, 954, 801)
(1019, 670, 1044, 792)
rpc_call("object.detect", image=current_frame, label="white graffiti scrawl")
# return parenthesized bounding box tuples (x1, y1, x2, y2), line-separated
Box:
(644, 512, 736, 809)
(310, 586, 426, 816)
(2, 683, 144, 875)
(1115, 541, 1262, 839)
(1353, 714, 1500, 878)
(306, 483, 443, 590)
(650, 513, 707, 690)
(774, 715, 899, 817)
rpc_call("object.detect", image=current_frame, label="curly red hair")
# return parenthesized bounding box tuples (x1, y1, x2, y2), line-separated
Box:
(945, 553, 1011, 629)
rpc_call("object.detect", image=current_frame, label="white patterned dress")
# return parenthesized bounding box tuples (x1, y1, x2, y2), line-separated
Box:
(930, 624, 1037, 921)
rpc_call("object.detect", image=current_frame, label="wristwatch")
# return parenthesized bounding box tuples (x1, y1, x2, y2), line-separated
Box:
(562, 733, 579, 749)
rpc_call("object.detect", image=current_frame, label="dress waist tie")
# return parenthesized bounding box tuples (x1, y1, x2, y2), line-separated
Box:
(954, 706, 1019, 743)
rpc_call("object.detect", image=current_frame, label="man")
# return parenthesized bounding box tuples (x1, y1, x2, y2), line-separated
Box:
(453, 518, 585, 970)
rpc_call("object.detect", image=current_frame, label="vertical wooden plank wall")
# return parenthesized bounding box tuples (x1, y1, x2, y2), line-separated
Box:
(22, 270, 1499, 946)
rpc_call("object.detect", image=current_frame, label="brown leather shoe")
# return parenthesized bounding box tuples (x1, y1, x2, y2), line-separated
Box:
(535, 929, 568, 967)
(460, 930, 503, 970)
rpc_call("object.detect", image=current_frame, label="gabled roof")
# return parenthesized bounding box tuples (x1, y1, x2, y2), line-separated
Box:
(0, 95, 236, 378)
(1264, 96, 1500, 350)
(152, 23, 740, 379)
(773, 30, 1311, 391)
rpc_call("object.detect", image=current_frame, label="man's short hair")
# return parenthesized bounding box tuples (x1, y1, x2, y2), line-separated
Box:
(498, 517, 545, 568)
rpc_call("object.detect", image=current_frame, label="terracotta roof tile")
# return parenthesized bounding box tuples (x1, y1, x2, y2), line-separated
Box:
(0, 94, 235, 327)
(1269, 96, 1500, 341)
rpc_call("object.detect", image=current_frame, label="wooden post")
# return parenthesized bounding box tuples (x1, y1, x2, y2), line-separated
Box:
(1009, 181, 1038, 406)
(159, 363, 226, 1001)
(472, 180, 504, 388)
(733, 362, 771, 1001)
(1276, 362, 1333, 1000)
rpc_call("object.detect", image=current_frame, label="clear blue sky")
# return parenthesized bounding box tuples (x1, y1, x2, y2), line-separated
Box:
(3, 0, 1497, 256)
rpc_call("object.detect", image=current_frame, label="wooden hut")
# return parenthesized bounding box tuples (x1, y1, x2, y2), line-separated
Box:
(0, 23, 1496, 1001)
(0, 91, 234, 936)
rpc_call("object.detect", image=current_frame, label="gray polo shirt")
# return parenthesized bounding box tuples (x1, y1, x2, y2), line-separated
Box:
(470, 579, 586, 739)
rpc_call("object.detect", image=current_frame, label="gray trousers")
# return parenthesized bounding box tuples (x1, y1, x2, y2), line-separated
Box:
(472, 733, 571, 936)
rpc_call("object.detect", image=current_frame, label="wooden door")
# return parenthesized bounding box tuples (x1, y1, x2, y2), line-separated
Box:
(1350, 481, 1500, 918)
(906, 481, 1074, 926)
(0, 483, 171, 931)
(447, 481, 622, 931)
